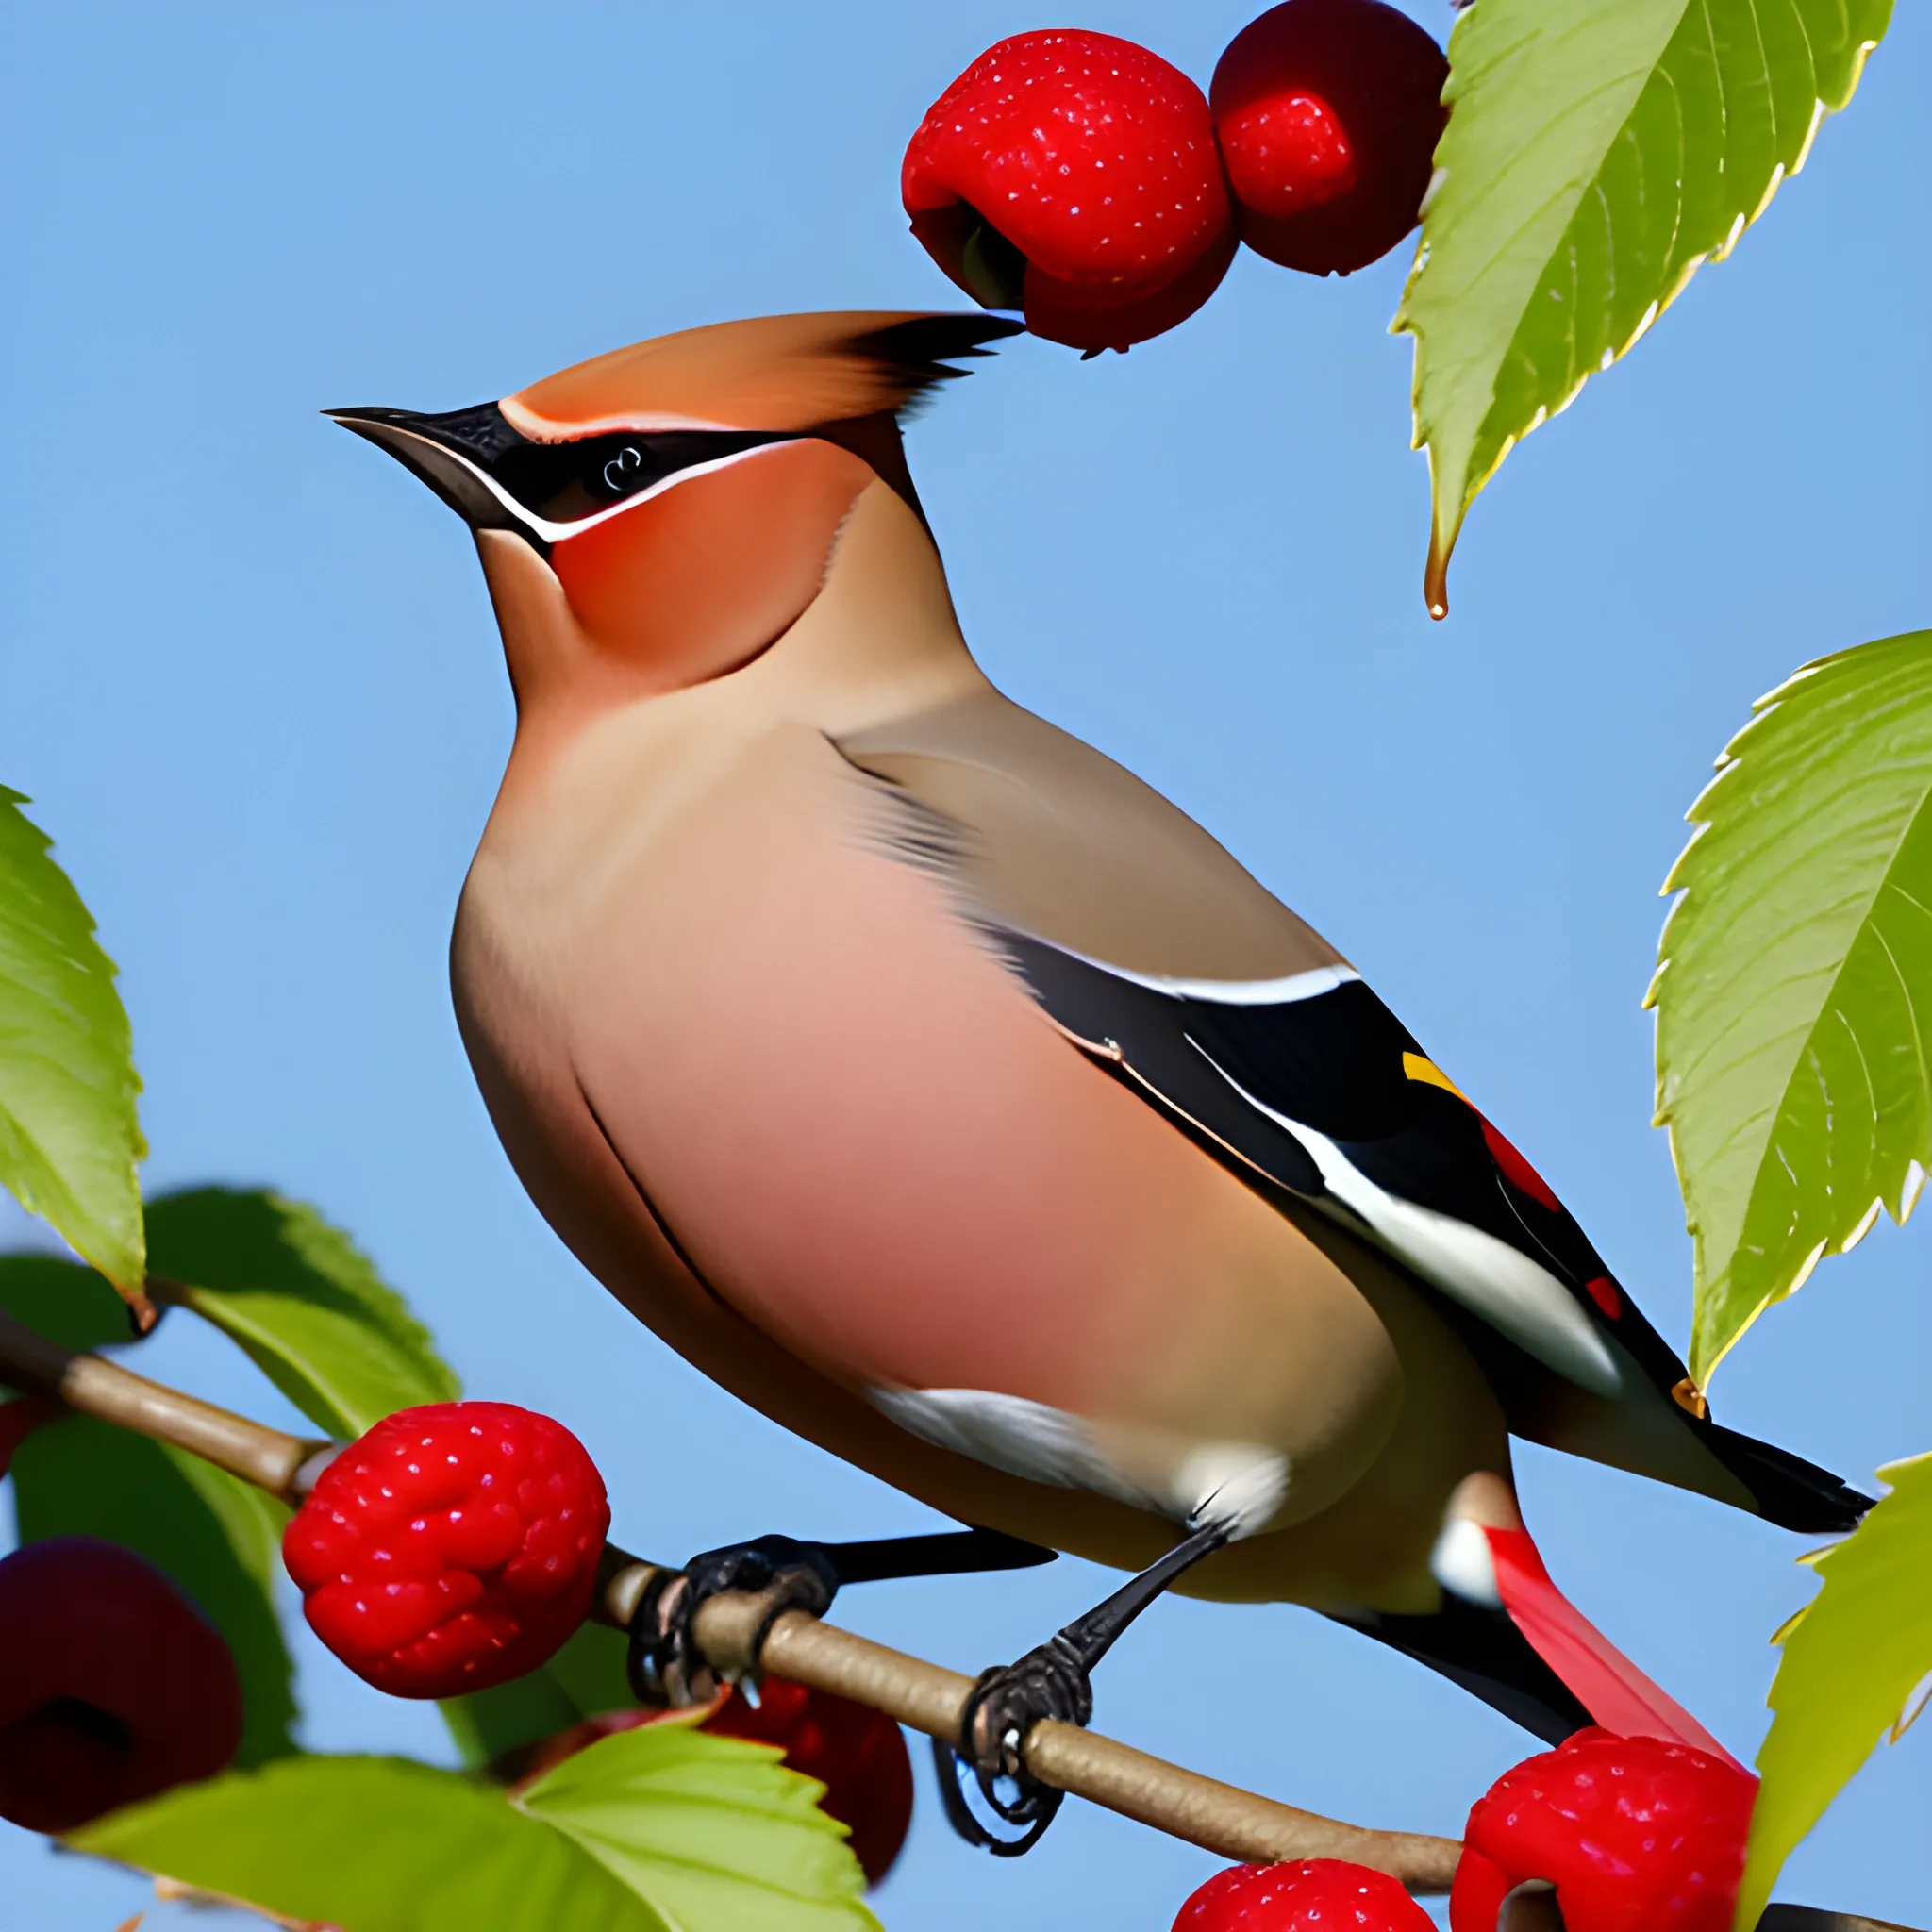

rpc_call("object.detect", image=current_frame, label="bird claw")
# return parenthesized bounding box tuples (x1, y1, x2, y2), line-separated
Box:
(627, 1533, 840, 1707)
(935, 1634, 1091, 1855)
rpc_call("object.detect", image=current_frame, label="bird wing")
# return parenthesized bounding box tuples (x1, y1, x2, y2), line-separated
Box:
(993, 925, 1684, 1406)
(837, 688, 1870, 1535)
(837, 690, 1694, 1410)
(837, 686, 1347, 986)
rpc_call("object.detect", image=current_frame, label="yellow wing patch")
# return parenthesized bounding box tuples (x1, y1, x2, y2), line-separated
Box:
(1402, 1052, 1473, 1106)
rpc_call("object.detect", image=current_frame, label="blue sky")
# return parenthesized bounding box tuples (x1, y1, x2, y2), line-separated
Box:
(2, 3, 1926, 1927)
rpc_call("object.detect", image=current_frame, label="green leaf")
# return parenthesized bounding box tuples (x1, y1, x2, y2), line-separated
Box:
(147, 1186, 460, 1438)
(441, 1622, 636, 1771)
(541, 1618, 635, 1718)
(70, 1754, 669, 1932)
(9, 1411, 297, 1764)
(0, 789, 144, 1290)
(1737, 1451, 1932, 1931)
(0, 1251, 138, 1357)
(1649, 633, 1932, 1379)
(518, 1722, 879, 1932)
(441, 1665, 585, 1772)
(1395, 0, 1891, 617)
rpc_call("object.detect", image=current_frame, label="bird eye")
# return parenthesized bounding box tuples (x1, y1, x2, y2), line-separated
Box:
(487, 427, 795, 527)
(597, 445, 647, 499)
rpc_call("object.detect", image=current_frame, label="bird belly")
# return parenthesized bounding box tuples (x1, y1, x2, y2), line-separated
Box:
(456, 721, 1500, 1604)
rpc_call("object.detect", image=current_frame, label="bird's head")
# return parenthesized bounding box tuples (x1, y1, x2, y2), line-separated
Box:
(332, 311, 1019, 715)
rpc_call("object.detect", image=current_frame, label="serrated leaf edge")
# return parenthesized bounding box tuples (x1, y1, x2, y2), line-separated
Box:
(0, 787, 146, 1290)
(1396, 11, 1890, 617)
(1649, 641, 1932, 1378)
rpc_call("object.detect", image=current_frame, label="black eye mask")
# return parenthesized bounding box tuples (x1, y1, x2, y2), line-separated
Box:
(491, 425, 801, 521)
(346, 403, 797, 525)
(328, 401, 803, 551)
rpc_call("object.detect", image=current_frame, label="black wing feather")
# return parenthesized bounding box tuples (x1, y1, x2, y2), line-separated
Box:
(995, 928, 1869, 1535)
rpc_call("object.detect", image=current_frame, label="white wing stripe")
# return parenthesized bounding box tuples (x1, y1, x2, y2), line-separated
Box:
(1036, 942, 1361, 1007)
(1194, 1050, 1627, 1398)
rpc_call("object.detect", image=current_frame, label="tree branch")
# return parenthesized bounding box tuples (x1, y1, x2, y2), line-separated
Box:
(0, 1308, 1459, 1888)
(592, 1553, 1459, 1886)
(0, 1306, 327, 1499)
(6, 1311, 1920, 1926)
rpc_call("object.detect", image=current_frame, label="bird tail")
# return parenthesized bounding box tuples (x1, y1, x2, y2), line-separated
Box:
(1480, 1525, 1745, 1769)
(1694, 1420, 1873, 1535)
(1336, 1516, 1746, 1769)
(1329, 1592, 1594, 1745)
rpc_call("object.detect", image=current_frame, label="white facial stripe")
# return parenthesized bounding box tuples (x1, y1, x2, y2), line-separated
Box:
(1195, 1049, 1627, 1397)
(380, 425, 795, 545)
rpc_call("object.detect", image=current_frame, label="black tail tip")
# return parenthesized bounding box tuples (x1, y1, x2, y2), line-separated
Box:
(1702, 1422, 1874, 1535)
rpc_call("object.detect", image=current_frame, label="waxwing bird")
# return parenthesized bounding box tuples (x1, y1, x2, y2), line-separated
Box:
(335, 313, 1867, 1850)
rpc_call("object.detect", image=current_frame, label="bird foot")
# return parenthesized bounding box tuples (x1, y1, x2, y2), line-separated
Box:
(935, 1634, 1092, 1855)
(628, 1533, 840, 1707)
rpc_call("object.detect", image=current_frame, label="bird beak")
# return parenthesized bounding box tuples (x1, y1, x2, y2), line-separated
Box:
(326, 403, 527, 533)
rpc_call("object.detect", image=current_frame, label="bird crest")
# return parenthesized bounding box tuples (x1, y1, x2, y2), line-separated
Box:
(502, 311, 1023, 441)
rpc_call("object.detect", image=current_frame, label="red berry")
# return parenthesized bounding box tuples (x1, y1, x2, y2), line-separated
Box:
(1174, 1858, 1436, 1929)
(903, 29, 1237, 352)
(283, 1401, 610, 1699)
(705, 1675, 914, 1886)
(1447, 1846, 1516, 1932)
(1450, 1728, 1757, 1932)
(0, 1536, 243, 1833)
(1210, 0, 1448, 275)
